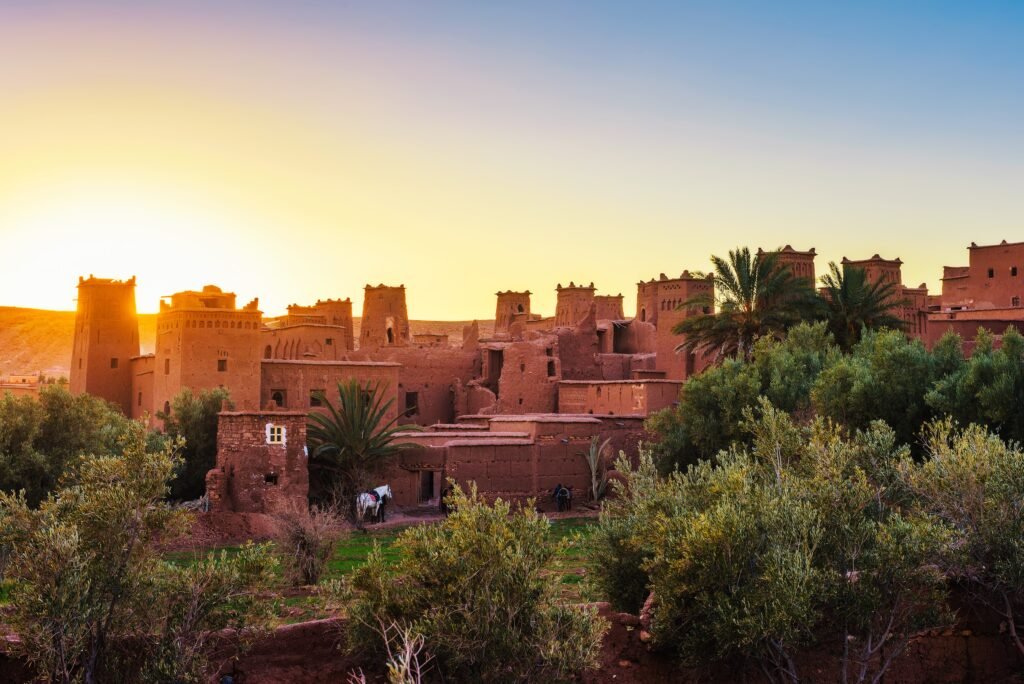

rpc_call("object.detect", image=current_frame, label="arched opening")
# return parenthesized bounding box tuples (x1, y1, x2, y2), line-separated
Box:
(386, 327, 394, 344)
(271, 390, 285, 408)
(516, 304, 524, 313)
(639, 308, 646, 322)
(264, 345, 272, 359)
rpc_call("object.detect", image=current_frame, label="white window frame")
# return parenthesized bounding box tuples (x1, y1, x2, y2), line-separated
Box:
(265, 423, 287, 445)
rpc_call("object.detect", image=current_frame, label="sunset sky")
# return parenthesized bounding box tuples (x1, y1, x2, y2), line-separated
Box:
(1, 1, 1022, 319)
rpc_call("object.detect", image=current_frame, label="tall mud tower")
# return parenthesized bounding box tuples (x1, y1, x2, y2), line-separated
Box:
(494, 290, 531, 335)
(554, 282, 597, 328)
(70, 276, 140, 414)
(361, 285, 410, 349)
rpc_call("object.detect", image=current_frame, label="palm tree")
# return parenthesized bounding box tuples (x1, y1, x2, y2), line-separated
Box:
(306, 380, 415, 505)
(673, 247, 820, 361)
(819, 262, 908, 351)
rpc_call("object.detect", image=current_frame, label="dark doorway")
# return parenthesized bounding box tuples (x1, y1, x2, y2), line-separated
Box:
(420, 470, 435, 503)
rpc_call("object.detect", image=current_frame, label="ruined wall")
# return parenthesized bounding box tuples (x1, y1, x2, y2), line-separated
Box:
(259, 360, 400, 421)
(558, 380, 682, 416)
(129, 354, 154, 421)
(70, 276, 140, 414)
(496, 340, 560, 413)
(206, 411, 309, 514)
(360, 284, 410, 349)
(261, 325, 347, 361)
(555, 312, 603, 381)
(367, 346, 479, 426)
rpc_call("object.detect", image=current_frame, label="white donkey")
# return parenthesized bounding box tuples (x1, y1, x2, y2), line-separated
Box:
(356, 484, 392, 524)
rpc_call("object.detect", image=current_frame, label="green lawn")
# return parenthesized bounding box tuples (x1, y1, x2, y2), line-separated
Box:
(162, 516, 600, 623)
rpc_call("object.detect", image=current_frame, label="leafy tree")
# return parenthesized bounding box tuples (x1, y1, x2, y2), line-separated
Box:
(811, 329, 936, 448)
(906, 420, 1024, 656)
(672, 247, 820, 362)
(0, 422, 276, 683)
(341, 484, 606, 683)
(0, 385, 138, 505)
(307, 380, 413, 504)
(926, 326, 1024, 444)
(818, 262, 908, 351)
(158, 387, 232, 501)
(647, 322, 837, 473)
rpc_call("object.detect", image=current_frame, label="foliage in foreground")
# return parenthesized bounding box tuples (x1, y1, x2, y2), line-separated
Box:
(0, 422, 276, 683)
(594, 404, 953, 684)
(339, 484, 606, 683)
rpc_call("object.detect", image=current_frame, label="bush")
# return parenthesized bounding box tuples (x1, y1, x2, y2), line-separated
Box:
(597, 402, 953, 683)
(343, 483, 606, 683)
(907, 419, 1024, 656)
(273, 502, 344, 585)
(0, 421, 276, 683)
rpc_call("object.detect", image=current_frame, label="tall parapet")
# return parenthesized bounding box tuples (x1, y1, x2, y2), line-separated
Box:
(841, 254, 903, 287)
(594, 294, 624, 321)
(70, 275, 140, 414)
(153, 284, 263, 418)
(361, 284, 410, 349)
(758, 245, 817, 285)
(554, 282, 596, 328)
(494, 290, 531, 335)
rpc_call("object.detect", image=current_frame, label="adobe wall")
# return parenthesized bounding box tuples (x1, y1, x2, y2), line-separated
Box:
(129, 354, 154, 421)
(360, 284, 410, 349)
(364, 346, 479, 426)
(261, 324, 347, 361)
(259, 360, 400, 422)
(495, 339, 560, 413)
(312, 298, 355, 350)
(205, 411, 309, 514)
(69, 276, 140, 415)
(956, 240, 1024, 310)
(555, 311, 604, 381)
(558, 380, 682, 416)
(760, 245, 817, 284)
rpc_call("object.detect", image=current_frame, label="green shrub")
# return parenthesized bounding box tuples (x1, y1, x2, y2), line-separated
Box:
(0, 421, 276, 683)
(343, 483, 606, 683)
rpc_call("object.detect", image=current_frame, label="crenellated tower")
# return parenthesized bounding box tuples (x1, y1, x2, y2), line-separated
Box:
(361, 284, 410, 349)
(70, 275, 140, 414)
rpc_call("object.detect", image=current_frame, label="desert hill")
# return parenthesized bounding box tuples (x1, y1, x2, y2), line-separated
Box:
(0, 307, 493, 378)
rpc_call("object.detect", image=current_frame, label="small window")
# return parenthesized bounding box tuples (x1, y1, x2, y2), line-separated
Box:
(110, 357, 119, 369)
(264, 473, 279, 485)
(266, 424, 285, 444)
(270, 390, 286, 408)
(163, 401, 171, 415)
(217, 359, 228, 372)
(547, 360, 556, 377)
(138, 392, 143, 407)
(1013, 267, 1019, 277)
(164, 359, 170, 375)
(404, 391, 419, 416)
(988, 268, 995, 278)
(1014, 296, 1021, 307)
(325, 338, 334, 346)
(79, 358, 82, 369)
(516, 304, 524, 313)
(264, 345, 272, 359)
(310, 390, 325, 408)
(386, 327, 395, 344)
(639, 308, 646, 322)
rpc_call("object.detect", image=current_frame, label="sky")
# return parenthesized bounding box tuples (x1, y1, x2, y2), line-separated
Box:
(1, 1, 1022, 319)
